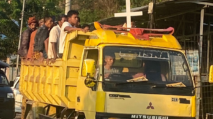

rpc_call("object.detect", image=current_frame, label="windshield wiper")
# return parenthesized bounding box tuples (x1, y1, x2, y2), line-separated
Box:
(115, 81, 156, 86)
(152, 84, 194, 92)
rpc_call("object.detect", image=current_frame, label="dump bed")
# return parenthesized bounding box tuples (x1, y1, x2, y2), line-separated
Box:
(19, 31, 91, 108)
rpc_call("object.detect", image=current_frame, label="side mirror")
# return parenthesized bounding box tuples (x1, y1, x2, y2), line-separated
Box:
(82, 59, 95, 77)
(10, 81, 14, 87)
(209, 65, 213, 83)
(82, 59, 96, 88)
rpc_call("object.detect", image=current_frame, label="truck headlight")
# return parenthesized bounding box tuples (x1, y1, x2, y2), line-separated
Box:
(7, 93, 14, 98)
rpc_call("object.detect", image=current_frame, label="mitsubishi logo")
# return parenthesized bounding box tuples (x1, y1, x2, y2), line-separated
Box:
(147, 102, 154, 109)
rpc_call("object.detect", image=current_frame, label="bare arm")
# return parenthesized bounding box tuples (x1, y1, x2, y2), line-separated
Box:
(64, 26, 86, 32)
(51, 42, 57, 59)
(44, 38, 49, 55)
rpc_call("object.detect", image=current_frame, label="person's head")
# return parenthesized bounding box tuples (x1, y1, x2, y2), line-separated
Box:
(44, 17, 54, 28)
(131, 21, 136, 28)
(82, 24, 90, 32)
(28, 17, 37, 31)
(104, 53, 115, 67)
(39, 19, 44, 27)
(57, 15, 68, 27)
(122, 22, 136, 28)
(67, 10, 79, 26)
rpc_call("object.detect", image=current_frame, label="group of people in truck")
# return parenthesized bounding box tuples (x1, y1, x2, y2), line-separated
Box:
(18, 10, 90, 63)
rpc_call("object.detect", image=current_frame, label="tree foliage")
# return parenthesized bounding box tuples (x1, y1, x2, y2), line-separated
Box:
(0, 0, 167, 60)
(0, 0, 64, 60)
(76, 0, 166, 24)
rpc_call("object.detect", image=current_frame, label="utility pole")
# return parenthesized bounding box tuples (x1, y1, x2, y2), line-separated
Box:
(65, 0, 71, 15)
(148, 0, 156, 29)
(15, 0, 26, 77)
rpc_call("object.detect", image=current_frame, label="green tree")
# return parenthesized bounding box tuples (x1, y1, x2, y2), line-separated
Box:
(0, 0, 64, 60)
(75, 0, 167, 24)
(0, 0, 21, 59)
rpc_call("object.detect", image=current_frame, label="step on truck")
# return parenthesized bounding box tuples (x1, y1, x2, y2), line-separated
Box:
(20, 22, 197, 119)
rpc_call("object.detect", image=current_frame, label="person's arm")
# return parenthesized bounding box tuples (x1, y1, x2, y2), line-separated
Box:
(44, 38, 49, 56)
(51, 42, 57, 59)
(49, 27, 58, 61)
(64, 26, 86, 32)
(21, 30, 30, 50)
(34, 28, 43, 52)
(104, 73, 110, 78)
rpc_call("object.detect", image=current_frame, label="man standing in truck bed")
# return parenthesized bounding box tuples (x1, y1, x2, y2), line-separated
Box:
(59, 10, 87, 58)
(18, 17, 37, 58)
(33, 17, 54, 61)
(48, 15, 67, 62)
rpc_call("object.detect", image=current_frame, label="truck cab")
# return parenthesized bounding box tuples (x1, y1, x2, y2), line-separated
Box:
(20, 22, 195, 119)
(79, 24, 195, 119)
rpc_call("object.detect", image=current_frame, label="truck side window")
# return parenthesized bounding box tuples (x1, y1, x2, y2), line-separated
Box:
(82, 49, 99, 77)
(84, 49, 98, 64)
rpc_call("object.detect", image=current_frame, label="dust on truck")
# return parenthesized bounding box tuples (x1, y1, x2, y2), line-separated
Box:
(19, 22, 195, 119)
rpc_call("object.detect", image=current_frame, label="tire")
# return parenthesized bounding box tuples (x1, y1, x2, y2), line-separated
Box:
(78, 115, 85, 119)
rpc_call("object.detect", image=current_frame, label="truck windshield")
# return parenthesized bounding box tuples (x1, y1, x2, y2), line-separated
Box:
(102, 46, 193, 96)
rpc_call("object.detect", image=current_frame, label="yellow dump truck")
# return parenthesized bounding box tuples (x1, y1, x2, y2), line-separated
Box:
(20, 22, 196, 119)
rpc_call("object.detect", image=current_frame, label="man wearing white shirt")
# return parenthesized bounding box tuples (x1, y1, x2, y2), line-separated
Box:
(48, 15, 67, 62)
(59, 10, 86, 58)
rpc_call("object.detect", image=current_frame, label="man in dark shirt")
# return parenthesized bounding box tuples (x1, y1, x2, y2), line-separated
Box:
(33, 17, 53, 60)
(18, 17, 37, 58)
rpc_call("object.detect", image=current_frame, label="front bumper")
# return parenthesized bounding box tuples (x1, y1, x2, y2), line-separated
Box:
(0, 98, 15, 119)
(96, 112, 195, 119)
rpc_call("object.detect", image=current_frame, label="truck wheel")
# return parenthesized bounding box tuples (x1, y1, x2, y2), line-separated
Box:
(26, 110, 34, 119)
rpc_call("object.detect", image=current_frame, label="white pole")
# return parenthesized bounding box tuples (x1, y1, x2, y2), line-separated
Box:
(196, 7, 205, 119)
(65, 0, 71, 15)
(15, 0, 26, 77)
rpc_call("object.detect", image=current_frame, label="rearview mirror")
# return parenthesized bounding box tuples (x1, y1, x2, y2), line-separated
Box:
(82, 59, 96, 88)
(82, 59, 95, 77)
(209, 65, 213, 83)
(9, 81, 14, 87)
